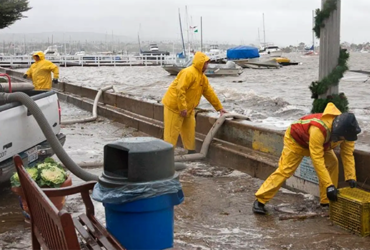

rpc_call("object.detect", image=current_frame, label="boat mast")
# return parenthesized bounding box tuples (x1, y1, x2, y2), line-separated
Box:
(24, 35, 26, 55)
(200, 16, 203, 52)
(262, 13, 266, 46)
(190, 15, 193, 52)
(178, 9, 186, 57)
(312, 10, 315, 50)
(137, 24, 142, 53)
(185, 6, 190, 54)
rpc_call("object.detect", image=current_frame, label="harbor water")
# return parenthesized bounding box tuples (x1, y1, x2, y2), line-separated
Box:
(34, 52, 370, 150)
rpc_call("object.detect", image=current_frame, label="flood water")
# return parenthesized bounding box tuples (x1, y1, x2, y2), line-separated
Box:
(22, 51, 369, 151)
(1, 102, 370, 249)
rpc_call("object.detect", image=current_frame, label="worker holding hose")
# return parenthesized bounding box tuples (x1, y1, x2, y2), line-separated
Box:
(23, 51, 59, 90)
(253, 102, 361, 215)
(162, 51, 227, 154)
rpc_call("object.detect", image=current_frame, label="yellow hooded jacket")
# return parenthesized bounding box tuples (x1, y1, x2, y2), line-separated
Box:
(25, 51, 59, 90)
(286, 103, 356, 188)
(162, 52, 223, 114)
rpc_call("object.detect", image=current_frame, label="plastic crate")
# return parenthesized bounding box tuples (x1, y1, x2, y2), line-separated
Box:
(330, 187, 370, 236)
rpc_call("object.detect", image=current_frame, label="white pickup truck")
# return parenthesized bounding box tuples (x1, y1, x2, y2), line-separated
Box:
(0, 90, 66, 184)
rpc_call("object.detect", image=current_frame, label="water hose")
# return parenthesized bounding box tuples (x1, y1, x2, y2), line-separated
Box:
(0, 74, 12, 93)
(61, 85, 116, 125)
(174, 113, 250, 162)
(0, 92, 98, 181)
(0, 82, 34, 92)
(65, 161, 188, 172)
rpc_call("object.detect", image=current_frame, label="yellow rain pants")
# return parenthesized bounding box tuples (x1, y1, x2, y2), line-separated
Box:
(25, 51, 59, 90)
(255, 103, 357, 205)
(255, 132, 340, 204)
(163, 106, 195, 150)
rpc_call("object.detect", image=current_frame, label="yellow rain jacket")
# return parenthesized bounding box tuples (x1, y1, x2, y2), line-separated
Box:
(25, 51, 59, 90)
(256, 103, 357, 204)
(162, 52, 223, 114)
(162, 52, 223, 149)
(285, 102, 356, 188)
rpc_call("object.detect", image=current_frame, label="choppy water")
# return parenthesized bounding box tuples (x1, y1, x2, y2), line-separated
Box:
(18, 52, 370, 150)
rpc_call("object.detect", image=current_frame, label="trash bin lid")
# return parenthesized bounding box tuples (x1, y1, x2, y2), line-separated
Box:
(102, 137, 175, 185)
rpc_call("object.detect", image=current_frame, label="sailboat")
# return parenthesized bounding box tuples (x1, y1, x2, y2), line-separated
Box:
(162, 10, 243, 77)
(303, 10, 319, 56)
(258, 13, 282, 58)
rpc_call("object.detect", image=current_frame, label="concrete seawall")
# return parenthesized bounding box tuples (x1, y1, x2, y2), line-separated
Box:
(2, 67, 369, 197)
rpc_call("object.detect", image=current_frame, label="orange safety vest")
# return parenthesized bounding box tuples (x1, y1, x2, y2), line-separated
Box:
(290, 113, 331, 150)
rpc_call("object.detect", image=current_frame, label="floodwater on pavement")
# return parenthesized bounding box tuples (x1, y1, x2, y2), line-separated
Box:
(1, 102, 370, 250)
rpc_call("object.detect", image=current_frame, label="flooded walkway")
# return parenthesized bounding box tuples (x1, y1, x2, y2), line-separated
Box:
(1, 102, 369, 249)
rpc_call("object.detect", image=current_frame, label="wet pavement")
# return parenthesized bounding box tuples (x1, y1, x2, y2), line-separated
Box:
(1, 102, 370, 249)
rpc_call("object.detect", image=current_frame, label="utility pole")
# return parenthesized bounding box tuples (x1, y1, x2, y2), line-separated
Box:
(319, 0, 341, 97)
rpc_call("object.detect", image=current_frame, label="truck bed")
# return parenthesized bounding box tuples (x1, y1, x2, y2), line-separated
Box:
(0, 90, 65, 184)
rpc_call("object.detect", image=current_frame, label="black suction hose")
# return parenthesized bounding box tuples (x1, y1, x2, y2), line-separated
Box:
(0, 92, 98, 181)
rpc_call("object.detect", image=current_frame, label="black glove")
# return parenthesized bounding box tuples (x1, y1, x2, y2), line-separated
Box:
(327, 185, 339, 201)
(52, 79, 58, 84)
(347, 179, 357, 188)
(23, 74, 27, 79)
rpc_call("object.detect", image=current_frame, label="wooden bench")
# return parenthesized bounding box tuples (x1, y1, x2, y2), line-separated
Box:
(13, 155, 126, 250)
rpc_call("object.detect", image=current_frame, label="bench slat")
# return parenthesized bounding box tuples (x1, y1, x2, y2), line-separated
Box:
(79, 214, 117, 250)
(73, 217, 101, 250)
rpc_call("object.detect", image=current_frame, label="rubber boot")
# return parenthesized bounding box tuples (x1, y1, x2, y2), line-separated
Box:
(252, 200, 267, 215)
(188, 150, 197, 154)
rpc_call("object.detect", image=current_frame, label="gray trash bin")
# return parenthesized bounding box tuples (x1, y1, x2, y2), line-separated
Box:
(92, 137, 183, 250)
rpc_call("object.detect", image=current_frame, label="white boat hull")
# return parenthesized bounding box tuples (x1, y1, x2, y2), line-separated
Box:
(232, 58, 280, 69)
(162, 62, 243, 76)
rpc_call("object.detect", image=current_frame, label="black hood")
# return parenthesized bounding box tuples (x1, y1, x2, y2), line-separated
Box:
(331, 113, 361, 142)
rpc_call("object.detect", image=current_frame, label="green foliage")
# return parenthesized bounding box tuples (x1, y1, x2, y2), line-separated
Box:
(10, 167, 39, 187)
(10, 172, 20, 187)
(313, 0, 338, 38)
(310, 49, 350, 113)
(309, 49, 349, 98)
(0, 0, 32, 29)
(310, 0, 350, 113)
(311, 93, 349, 114)
(0, 77, 7, 83)
(10, 157, 68, 188)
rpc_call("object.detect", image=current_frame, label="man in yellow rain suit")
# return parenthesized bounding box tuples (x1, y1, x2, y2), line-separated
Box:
(23, 51, 59, 90)
(253, 102, 361, 214)
(162, 51, 227, 153)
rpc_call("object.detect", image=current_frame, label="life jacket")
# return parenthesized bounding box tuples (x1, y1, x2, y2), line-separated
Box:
(290, 113, 331, 150)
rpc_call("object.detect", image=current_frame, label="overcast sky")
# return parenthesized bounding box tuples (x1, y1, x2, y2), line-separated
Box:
(0, 0, 369, 46)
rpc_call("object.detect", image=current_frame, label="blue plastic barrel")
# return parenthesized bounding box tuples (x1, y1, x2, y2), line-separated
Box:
(104, 189, 184, 250)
